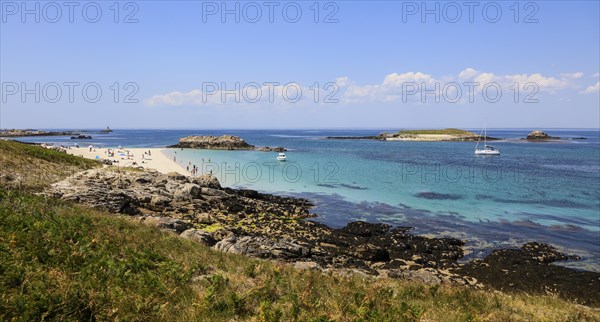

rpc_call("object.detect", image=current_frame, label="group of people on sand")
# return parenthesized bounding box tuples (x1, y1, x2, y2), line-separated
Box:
(187, 162, 200, 176)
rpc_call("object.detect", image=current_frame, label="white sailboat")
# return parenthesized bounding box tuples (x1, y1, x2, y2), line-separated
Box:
(475, 122, 500, 155)
(276, 152, 287, 161)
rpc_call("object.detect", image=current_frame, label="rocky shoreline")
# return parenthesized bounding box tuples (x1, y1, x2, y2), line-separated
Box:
(44, 167, 600, 306)
(168, 135, 285, 152)
(0, 129, 78, 137)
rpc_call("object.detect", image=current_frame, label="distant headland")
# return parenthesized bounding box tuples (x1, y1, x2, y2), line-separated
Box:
(327, 128, 498, 142)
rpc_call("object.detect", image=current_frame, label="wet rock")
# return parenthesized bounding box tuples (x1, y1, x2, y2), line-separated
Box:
(348, 244, 390, 262)
(340, 221, 391, 237)
(456, 242, 600, 306)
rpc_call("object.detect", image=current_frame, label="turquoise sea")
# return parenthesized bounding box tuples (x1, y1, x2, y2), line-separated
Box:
(17, 129, 600, 270)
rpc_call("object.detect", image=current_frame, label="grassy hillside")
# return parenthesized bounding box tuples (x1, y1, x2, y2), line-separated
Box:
(1, 191, 598, 321)
(0, 140, 598, 321)
(0, 140, 99, 191)
(397, 129, 477, 136)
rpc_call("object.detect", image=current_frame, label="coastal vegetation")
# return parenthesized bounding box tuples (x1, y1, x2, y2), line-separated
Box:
(395, 128, 477, 136)
(0, 140, 598, 320)
(0, 140, 99, 191)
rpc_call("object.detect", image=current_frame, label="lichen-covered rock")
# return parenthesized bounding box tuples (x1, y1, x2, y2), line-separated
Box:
(141, 216, 192, 233)
(214, 234, 310, 259)
(180, 229, 216, 246)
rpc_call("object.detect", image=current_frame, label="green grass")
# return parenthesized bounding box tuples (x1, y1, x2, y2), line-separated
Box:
(397, 128, 477, 136)
(1, 190, 599, 321)
(0, 140, 99, 191)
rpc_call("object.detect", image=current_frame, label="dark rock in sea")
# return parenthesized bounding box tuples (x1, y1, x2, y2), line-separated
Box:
(455, 242, 600, 306)
(340, 221, 391, 237)
(415, 192, 462, 200)
(256, 146, 287, 152)
(70, 135, 92, 140)
(525, 130, 560, 140)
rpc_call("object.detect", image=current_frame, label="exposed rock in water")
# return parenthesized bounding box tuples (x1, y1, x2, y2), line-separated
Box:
(255, 146, 287, 152)
(70, 135, 92, 140)
(168, 135, 286, 152)
(456, 242, 600, 306)
(169, 135, 255, 150)
(526, 130, 560, 140)
(340, 221, 391, 237)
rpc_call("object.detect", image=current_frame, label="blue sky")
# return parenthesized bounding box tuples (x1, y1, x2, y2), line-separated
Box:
(1, 0, 599, 129)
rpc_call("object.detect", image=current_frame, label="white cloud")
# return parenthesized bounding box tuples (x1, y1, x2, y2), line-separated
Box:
(146, 69, 591, 106)
(583, 81, 600, 94)
(561, 72, 584, 79)
(458, 67, 478, 80)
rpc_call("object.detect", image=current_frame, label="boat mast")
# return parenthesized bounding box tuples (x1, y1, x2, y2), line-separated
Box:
(483, 121, 487, 147)
(476, 122, 484, 150)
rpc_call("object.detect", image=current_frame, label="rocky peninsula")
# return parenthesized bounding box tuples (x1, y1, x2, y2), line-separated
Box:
(328, 129, 498, 142)
(168, 135, 286, 152)
(45, 167, 600, 306)
(0, 129, 77, 137)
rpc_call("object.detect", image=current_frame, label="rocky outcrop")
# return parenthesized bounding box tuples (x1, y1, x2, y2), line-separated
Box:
(70, 135, 92, 140)
(255, 146, 287, 152)
(169, 135, 254, 150)
(526, 130, 559, 140)
(456, 242, 599, 306)
(214, 234, 310, 259)
(168, 135, 286, 152)
(181, 229, 216, 246)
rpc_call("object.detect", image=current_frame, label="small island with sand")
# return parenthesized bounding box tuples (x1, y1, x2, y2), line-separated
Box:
(328, 128, 498, 142)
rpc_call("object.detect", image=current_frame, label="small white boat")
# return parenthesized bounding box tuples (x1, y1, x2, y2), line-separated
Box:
(276, 152, 287, 161)
(475, 122, 500, 155)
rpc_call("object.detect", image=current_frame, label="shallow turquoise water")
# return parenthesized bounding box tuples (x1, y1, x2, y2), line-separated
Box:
(17, 129, 600, 267)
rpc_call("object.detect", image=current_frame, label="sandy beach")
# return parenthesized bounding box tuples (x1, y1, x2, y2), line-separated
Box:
(67, 147, 188, 175)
